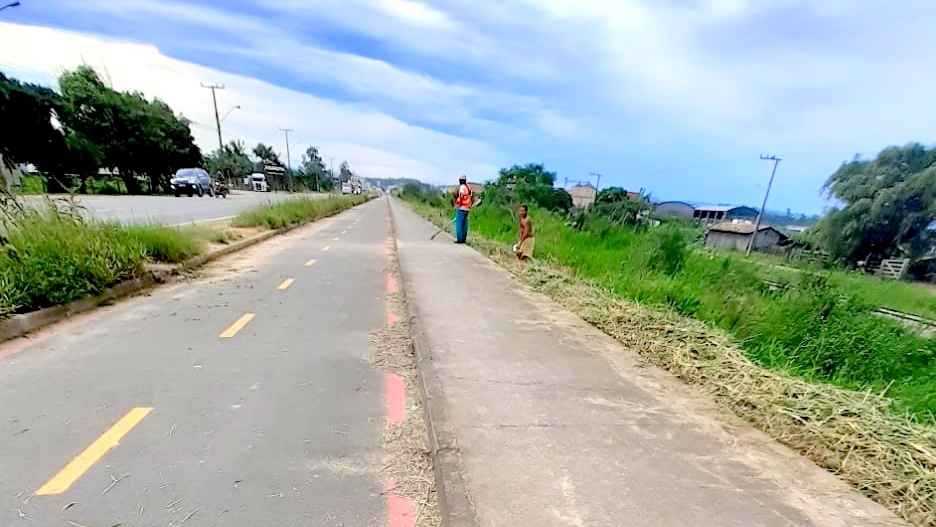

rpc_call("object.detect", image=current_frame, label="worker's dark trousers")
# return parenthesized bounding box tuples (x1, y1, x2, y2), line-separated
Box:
(454, 209, 469, 243)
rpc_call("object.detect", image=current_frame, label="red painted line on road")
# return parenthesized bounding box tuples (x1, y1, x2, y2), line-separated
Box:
(386, 274, 397, 295)
(387, 492, 415, 527)
(386, 373, 406, 424)
(387, 311, 397, 326)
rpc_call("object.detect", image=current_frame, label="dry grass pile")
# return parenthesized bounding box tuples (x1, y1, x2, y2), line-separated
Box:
(457, 228, 936, 527)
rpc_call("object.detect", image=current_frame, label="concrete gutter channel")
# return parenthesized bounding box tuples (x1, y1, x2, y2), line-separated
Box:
(0, 203, 368, 344)
(388, 202, 477, 527)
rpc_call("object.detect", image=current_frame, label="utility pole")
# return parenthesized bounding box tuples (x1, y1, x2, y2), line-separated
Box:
(589, 172, 602, 191)
(280, 127, 294, 191)
(201, 83, 225, 153)
(328, 157, 335, 180)
(746, 155, 782, 256)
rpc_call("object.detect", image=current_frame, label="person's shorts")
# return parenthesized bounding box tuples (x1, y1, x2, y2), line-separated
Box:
(516, 237, 535, 259)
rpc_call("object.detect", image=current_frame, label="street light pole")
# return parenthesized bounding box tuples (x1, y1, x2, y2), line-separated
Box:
(0, 2, 21, 12)
(746, 155, 782, 256)
(280, 127, 294, 191)
(220, 105, 240, 123)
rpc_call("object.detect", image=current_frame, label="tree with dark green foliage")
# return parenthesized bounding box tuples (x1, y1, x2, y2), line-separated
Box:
(204, 140, 253, 183)
(815, 143, 936, 264)
(338, 161, 354, 183)
(252, 143, 281, 167)
(57, 66, 200, 194)
(0, 72, 71, 192)
(298, 146, 327, 190)
(485, 163, 573, 213)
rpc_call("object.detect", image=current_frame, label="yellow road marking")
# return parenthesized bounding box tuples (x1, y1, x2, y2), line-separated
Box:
(277, 278, 295, 291)
(322, 245, 331, 252)
(305, 259, 316, 267)
(219, 313, 255, 338)
(333, 236, 340, 241)
(36, 407, 153, 496)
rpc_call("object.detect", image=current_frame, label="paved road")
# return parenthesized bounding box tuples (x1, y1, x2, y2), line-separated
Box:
(21, 191, 307, 225)
(0, 199, 391, 526)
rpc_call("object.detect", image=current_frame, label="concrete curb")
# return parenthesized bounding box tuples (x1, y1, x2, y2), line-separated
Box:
(0, 201, 369, 344)
(387, 198, 477, 527)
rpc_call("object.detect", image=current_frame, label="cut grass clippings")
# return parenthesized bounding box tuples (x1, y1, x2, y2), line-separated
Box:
(404, 199, 936, 527)
(233, 194, 369, 230)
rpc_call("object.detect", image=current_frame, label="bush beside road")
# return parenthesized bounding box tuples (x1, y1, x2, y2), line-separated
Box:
(0, 194, 371, 318)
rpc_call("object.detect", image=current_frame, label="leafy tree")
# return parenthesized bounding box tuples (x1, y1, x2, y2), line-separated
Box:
(591, 186, 651, 228)
(0, 72, 71, 192)
(338, 161, 353, 183)
(253, 143, 281, 167)
(298, 146, 327, 190)
(485, 163, 572, 213)
(57, 66, 199, 194)
(814, 143, 936, 263)
(204, 140, 253, 183)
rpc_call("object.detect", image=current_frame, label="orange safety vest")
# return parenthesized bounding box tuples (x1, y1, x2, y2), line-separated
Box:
(455, 183, 473, 210)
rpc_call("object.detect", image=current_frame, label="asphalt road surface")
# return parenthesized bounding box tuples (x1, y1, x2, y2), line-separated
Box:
(23, 191, 305, 225)
(0, 199, 390, 526)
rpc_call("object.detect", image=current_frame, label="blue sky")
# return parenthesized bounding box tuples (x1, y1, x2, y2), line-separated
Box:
(2, 0, 936, 214)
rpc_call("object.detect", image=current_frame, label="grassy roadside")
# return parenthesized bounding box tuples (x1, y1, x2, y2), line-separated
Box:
(232, 194, 369, 229)
(0, 193, 371, 318)
(400, 197, 936, 527)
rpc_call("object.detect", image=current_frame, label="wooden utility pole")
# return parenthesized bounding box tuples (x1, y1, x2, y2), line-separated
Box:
(201, 83, 225, 153)
(746, 155, 782, 256)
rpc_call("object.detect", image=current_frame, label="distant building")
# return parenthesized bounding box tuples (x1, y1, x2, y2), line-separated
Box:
(568, 183, 597, 208)
(705, 222, 789, 253)
(693, 205, 758, 225)
(654, 201, 695, 219)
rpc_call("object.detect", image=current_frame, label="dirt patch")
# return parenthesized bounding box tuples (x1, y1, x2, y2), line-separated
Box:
(370, 219, 440, 527)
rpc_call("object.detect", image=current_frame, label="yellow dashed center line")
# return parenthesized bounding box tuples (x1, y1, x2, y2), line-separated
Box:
(36, 407, 153, 496)
(220, 313, 255, 339)
(322, 245, 331, 252)
(277, 278, 295, 291)
(305, 259, 316, 267)
(333, 236, 340, 241)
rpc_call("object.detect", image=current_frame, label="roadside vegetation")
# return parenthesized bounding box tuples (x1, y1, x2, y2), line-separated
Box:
(399, 164, 936, 527)
(233, 194, 370, 230)
(0, 193, 369, 318)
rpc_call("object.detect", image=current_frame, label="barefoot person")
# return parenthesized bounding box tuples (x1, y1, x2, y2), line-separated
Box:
(514, 204, 534, 261)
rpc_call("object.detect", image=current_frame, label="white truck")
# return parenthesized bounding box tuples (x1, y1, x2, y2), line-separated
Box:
(245, 173, 269, 192)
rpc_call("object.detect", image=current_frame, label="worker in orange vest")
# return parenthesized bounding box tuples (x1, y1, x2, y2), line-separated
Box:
(453, 174, 474, 243)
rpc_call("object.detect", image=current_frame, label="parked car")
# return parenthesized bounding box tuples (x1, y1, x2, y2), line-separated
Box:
(170, 168, 213, 197)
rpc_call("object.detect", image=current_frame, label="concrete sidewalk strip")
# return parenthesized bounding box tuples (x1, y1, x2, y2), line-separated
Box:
(389, 200, 903, 527)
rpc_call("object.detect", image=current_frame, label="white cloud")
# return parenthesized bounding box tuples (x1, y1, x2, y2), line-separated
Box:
(0, 22, 504, 182)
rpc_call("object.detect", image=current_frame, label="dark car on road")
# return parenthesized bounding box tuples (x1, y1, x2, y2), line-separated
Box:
(170, 168, 213, 197)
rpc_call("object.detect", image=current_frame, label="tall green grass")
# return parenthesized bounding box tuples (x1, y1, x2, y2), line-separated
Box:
(407, 198, 936, 416)
(233, 195, 369, 230)
(0, 196, 221, 317)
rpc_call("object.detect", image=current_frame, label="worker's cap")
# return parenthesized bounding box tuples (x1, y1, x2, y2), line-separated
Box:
(458, 174, 467, 181)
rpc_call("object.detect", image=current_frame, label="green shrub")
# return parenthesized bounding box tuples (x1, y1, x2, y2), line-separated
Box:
(123, 225, 206, 263)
